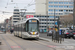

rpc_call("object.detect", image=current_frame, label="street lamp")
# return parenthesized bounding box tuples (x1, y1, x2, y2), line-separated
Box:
(20, 9, 27, 20)
(73, 0, 75, 30)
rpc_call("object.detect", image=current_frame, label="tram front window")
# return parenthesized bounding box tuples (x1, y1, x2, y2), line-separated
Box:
(29, 23, 38, 32)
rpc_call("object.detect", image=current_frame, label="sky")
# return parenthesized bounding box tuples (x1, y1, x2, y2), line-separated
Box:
(0, 0, 35, 23)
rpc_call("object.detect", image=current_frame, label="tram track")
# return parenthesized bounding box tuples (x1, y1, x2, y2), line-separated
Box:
(3, 34, 63, 50)
(32, 40, 56, 50)
(10, 34, 57, 50)
(1, 35, 26, 50)
(13, 35, 57, 50)
(1, 35, 12, 50)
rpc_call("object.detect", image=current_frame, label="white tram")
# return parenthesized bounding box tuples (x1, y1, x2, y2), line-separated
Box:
(14, 17, 39, 39)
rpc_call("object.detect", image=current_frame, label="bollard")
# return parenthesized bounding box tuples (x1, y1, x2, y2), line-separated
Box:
(0, 41, 1, 45)
(52, 31, 53, 41)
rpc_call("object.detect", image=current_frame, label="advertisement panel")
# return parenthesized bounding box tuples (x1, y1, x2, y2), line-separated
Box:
(26, 15, 34, 18)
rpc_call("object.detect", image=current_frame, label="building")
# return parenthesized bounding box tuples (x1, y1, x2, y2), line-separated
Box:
(34, 15, 58, 32)
(12, 9, 20, 25)
(35, 0, 73, 32)
(3, 16, 13, 31)
(36, 0, 73, 15)
(12, 9, 35, 25)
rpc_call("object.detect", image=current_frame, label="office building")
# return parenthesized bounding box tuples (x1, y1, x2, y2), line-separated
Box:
(35, 0, 73, 32)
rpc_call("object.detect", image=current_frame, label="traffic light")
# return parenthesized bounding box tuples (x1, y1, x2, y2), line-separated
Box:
(55, 25, 58, 31)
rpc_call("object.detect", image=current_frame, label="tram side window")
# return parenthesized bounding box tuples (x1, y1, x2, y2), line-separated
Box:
(19, 24, 21, 31)
(21, 23, 27, 32)
(24, 24, 26, 31)
(22, 24, 25, 32)
(16, 25, 18, 31)
(14, 25, 17, 31)
(25, 21, 29, 32)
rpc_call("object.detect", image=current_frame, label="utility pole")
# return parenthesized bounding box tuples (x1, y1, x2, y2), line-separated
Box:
(46, 0, 48, 32)
(54, 9, 56, 30)
(20, 9, 27, 20)
(73, 0, 75, 30)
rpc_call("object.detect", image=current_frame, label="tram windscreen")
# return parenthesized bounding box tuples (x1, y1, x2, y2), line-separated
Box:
(29, 20, 38, 32)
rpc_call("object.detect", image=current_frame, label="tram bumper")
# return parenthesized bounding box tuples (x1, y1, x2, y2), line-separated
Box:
(28, 35, 39, 39)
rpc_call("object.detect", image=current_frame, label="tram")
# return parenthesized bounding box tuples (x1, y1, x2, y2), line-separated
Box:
(14, 17, 39, 39)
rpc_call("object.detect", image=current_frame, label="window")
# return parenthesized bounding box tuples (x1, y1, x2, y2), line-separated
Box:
(49, 9, 53, 11)
(49, 5, 53, 7)
(64, 2, 68, 4)
(69, 10, 73, 12)
(69, 2, 73, 4)
(37, 16, 39, 17)
(64, 6, 68, 8)
(54, 6, 58, 8)
(13, 18, 20, 20)
(42, 19, 44, 21)
(59, 6, 63, 8)
(55, 13, 58, 15)
(49, 2, 53, 4)
(69, 6, 73, 8)
(48, 13, 50, 14)
(14, 9, 19, 11)
(64, 10, 66, 12)
(49, 16, 54, 18)
(56, 16, 59, 18)
(29, 20, 39, 32)
(66, 10, 68, 12)
(13, 15, 19, 17)
(55, 10, 59, 11)
(59, 13, 63, 15)
(34, 16, 36, 17)
(13, 21, 17, 23)
(42, 16, 45, 17)
(59, 10, 63, 12)
(14, 13, 19, 14)
(59, 2, 63, 4)
(50, 23, 51, 24)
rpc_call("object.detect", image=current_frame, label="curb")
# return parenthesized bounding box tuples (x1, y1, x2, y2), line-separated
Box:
(39, 37, 52, 42)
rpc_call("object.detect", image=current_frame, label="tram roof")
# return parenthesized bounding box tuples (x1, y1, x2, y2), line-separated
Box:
(14, 17, 39, 25)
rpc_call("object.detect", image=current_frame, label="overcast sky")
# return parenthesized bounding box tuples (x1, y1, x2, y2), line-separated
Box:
(0, 0, 35, 23)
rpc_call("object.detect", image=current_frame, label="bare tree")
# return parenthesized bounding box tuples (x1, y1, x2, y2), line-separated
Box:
(60, 14, 73, 27)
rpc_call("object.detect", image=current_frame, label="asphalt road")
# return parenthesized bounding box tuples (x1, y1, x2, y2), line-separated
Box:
(0, 33, 75, 50)
(0, 34, 66, 50)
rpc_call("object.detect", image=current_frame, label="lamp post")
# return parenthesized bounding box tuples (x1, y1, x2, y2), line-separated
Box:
(20, 9, 27, 20)
(73, 0, 75, 30)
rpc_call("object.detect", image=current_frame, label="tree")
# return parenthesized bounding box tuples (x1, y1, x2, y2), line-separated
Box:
(60, 14, 73, 27)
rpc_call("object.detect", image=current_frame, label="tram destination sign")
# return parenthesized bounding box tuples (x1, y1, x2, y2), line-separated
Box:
(29, 20, 37, 23)
(32, 20, 37, 22)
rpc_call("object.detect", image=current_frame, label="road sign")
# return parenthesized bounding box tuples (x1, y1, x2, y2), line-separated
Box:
(59, 29, 62, 35)
(55, 22, 57, 25)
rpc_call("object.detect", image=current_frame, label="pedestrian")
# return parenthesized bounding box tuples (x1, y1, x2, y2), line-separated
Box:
(10, 29, 14, 34)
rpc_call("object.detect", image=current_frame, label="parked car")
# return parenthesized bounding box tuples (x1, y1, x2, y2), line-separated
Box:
(72, 31, 75, 39)
(47, 30, 53, 36)
(64, 30, 73, 38)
